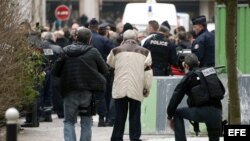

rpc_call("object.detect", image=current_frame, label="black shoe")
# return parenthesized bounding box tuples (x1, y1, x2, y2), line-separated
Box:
(98, 117, 106, 127)
(57, 113, 64, 119)
(98, 121, 106, 127)
(39, 116, 52, 122)
(21, 123, 33, 127)
(105, 122, 114, 127)
(21, 122, 39, 128)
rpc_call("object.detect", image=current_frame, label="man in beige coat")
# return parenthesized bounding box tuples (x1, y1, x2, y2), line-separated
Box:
(107, 29, 153, 141)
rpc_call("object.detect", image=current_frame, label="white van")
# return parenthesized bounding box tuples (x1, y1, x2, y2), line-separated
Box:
(177, 12, 191, 31)
(122, 3, 178, 33)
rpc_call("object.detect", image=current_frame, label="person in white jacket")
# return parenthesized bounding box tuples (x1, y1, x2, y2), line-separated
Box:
(107, 29, 153, 141)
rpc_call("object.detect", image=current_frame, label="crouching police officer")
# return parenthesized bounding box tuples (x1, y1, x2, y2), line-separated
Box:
(167, 53, 225, 141)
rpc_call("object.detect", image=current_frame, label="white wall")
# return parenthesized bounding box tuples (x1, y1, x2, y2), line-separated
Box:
(79, 0, 100, 20)
(18, 0, 32, 22)
(199, 1, 214, 22)
(18, 0, 46, 26)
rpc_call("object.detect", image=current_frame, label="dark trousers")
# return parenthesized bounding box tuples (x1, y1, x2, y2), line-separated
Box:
(41, 70, 53, 107)
(105, 71, 114, 108)
(174, 106, 222, 141)
(39, 70, 53, 118)
(111, 97, 141, 141)
(52, 76, 64, 118)
(106, 98, 116, 123)
(105, 71, 116, 123)
(95, 92, 107, 117)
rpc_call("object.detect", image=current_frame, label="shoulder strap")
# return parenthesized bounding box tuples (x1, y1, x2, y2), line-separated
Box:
(193, 69, 210, 96)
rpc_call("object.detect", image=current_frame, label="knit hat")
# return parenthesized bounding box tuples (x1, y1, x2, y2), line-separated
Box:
(122, 23, 133, 33)
(161, 20, 171, 31)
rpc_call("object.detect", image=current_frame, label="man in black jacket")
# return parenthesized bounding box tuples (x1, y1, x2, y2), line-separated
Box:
(52, 28, 108, 141)
(167, 53, 224, 141)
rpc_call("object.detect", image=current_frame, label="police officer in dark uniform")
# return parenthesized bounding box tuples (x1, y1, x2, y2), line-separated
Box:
(143, 24, 177, 76)
(88, 18, 115, 126)
(40, 32, 63, 121)
(167, 53, 224, 141)
(191, 16, 215, 67)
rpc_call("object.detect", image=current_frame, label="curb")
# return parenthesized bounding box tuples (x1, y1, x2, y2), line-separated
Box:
(0, 127, 6, 141)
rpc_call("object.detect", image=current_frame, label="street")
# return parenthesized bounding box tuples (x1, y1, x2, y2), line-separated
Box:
(17, 114, 223, 141)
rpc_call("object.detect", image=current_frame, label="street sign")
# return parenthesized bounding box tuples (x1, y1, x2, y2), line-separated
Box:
(55, 5, 71, 21)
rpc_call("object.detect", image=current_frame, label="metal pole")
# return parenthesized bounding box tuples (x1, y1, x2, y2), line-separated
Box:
(5, 107, 19, 141)
(31, 99, 39, 127)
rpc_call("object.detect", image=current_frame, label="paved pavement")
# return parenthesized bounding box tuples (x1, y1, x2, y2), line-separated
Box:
(8, 114, 223, 141)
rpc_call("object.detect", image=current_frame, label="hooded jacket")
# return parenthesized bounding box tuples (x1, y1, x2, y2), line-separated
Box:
(52, 42, 108, 97)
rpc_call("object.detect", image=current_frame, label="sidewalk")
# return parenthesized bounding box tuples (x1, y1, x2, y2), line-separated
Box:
(17, 114, 223, 141)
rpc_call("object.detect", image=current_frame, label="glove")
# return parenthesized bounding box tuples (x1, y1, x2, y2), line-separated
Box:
(143, 88, 150, 97)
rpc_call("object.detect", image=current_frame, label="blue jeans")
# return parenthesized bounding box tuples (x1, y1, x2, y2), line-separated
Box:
(63, 91, 92, 141)
(173, 106, 222, 141)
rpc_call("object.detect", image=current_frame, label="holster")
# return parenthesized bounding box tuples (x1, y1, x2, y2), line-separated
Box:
(190, 121, 200, 136)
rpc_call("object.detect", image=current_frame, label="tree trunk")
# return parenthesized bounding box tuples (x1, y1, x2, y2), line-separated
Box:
(225, 0, 241, 124)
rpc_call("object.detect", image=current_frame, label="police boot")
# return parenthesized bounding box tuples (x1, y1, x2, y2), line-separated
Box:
(40, 110, 52, 122)
(98, 116, 106, 127)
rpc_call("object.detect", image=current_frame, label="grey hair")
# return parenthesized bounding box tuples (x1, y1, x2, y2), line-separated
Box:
(42, 32, 54, 41)
(123, 29, 137, 40)
(76, 27, 92, 43)
(184, 53, 199, 68)
(54, 30, 64, 38)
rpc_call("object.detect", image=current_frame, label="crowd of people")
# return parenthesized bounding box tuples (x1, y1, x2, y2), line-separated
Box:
(20, 14, 224, 141)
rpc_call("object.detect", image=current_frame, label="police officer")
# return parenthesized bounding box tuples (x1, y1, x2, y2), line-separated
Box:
(167, 53, 223, 141)
(40, 32, 63, 122)
(143, 22, 177, 76)
(88, 18, 115, 126)
(191, 15, 215, 67)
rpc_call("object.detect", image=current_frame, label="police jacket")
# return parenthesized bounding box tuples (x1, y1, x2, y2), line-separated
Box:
(52, 42, 109, 97)
(167, 68, 222, 120)
(56, 37, 70, 48)
(91, 31, 115, 61)
(41, 40, 62, 69)
(143, 33, 177, 74)
(191, 29, 215, 67)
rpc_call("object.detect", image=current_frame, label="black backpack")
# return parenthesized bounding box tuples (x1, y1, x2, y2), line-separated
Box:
(190, 67, 225, 106)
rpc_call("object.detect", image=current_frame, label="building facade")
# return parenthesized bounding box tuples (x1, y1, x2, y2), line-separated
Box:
(29, 0, 248, 28)
(44, 0, 215, 27)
